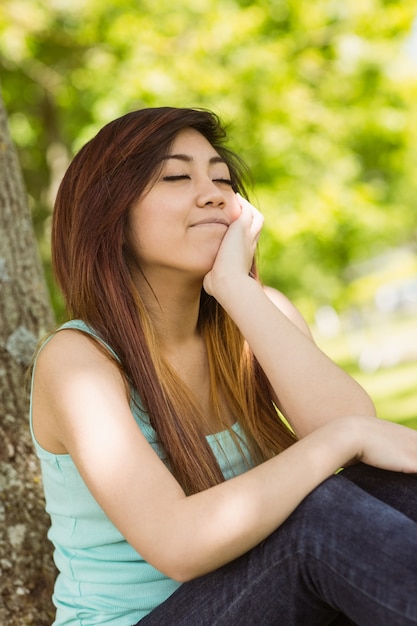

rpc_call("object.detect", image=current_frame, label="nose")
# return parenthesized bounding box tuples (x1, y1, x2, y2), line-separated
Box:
(196, 179, 226, 209)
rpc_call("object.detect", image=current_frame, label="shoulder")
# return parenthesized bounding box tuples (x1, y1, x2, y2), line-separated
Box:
(37, 326, 113, 372)
(37, 319, 121, 370)
(262, 286, 313, 339)
(33, 326, 131, 452)
(35, 326, 129, 411)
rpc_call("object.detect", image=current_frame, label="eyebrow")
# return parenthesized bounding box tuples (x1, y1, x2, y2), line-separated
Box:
(161, 154, 227, 165)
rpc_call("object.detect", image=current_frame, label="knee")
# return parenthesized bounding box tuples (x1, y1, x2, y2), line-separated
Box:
(286, 475, 360, 552)
(296, 475, 347, 523)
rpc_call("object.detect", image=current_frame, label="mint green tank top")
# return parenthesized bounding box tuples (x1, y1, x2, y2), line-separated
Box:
(30, 320, 253, 625)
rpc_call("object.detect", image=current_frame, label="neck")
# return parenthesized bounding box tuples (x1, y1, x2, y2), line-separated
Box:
(131, 266, 236, 435)
(133, 267, 204, 348)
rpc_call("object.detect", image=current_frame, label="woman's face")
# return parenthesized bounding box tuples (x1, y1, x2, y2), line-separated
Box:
(128, 127, 241, 282)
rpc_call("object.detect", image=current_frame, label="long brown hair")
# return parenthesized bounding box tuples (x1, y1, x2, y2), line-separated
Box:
(52, 107, 297, 494)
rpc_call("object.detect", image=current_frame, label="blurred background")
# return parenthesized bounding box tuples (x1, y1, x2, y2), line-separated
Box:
(1, 0, 417, 428)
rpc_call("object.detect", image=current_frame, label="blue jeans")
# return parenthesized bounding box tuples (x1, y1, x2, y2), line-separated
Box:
(137, 465, 417, 625)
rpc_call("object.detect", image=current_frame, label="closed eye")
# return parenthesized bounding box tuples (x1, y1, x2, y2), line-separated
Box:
(163, 175, 191, 181)
(213, 179, 233, 186)
(163, 175, 233, 186)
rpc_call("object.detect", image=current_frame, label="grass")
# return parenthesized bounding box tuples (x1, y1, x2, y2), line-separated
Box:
(314, 315, 417, 431)
(355, 362, 417, 430)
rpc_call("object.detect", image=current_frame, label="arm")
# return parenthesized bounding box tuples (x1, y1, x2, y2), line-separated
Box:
(34, 328, 417, 585)
(204, 196, 376, 438)
(262, 285, 313, 340)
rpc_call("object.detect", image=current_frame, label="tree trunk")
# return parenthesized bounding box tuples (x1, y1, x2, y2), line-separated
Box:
(0, 90, 56, 623)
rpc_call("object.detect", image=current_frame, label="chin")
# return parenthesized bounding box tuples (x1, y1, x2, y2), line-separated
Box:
(189, 258, 216, 280)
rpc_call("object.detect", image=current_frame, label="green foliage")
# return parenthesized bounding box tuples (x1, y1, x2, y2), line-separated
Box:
(317, 315, 417, 430)
(1, 0, 417, 319)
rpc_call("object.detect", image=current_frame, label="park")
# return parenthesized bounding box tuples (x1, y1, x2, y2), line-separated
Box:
(1, 0, 417, 622)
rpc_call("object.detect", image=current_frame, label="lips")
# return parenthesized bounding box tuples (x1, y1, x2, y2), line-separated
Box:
(191, 218, 229, 227)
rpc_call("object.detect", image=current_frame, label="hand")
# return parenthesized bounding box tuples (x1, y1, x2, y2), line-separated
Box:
(203, 194, 264, 298)
(345, 415, 417, 474)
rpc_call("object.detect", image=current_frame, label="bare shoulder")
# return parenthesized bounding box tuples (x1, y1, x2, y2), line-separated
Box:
(262, 285, 313, 339)
(37, 327, 111, 368)
(35, 327, 129, 412)
(33, 328, 129, 452)
(36, 327, 127, 390)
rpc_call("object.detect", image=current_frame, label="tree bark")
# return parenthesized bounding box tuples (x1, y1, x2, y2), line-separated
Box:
(0, 90, 56, 623)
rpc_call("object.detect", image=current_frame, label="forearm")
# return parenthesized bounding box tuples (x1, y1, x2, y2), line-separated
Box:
(165, 416, 359, 581)
(215, 276, 376, 436)
(159, 409, 417, 581)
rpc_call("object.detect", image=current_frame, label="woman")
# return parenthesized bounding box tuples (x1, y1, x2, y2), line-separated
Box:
(31, 107, 417, 625)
